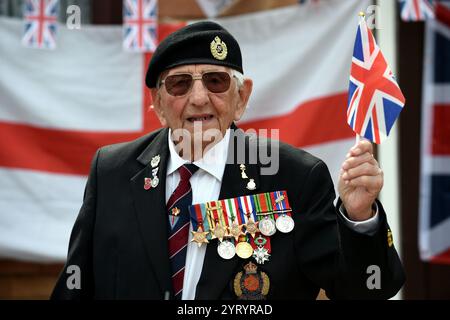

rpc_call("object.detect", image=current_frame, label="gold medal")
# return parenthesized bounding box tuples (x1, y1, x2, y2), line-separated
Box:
(191, 226, 209, 247)
(235, 241, 253, 259)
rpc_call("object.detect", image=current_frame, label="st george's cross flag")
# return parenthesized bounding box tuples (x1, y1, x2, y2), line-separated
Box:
(22, 0, 59, 50)
(347, 17, 406, 144)
(0, 0, 367, 262)
(123, 0, 158, 52)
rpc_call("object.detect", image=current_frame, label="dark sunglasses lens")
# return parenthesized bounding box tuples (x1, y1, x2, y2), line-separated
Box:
(164, 74, 193, 96)
(203, 72, 231, 93)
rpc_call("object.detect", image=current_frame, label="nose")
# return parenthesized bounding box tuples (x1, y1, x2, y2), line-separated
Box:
(188, 77, 209, 106)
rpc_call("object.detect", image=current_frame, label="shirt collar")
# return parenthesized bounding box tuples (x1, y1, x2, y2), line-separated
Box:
(167, 128, 230, 182)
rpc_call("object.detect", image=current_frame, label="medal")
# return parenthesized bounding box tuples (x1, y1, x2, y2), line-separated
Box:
(217, 240, 236, 260)
(235, 240, 253, 259)
(191, 226, 209, 247)
(206, 202, 228, 242)
(229, 221, 244, 242)
(189, 202, 212, 242)
(258, 216, 276, 236)
(253, 246, 270, 265)
(276, 214, 294, 233)
(211, 223, 227, 242)
(149, 163, 160, 188)
(151, 176, 159, 188)
(245, 218, 259, 239)
(253, 235, 270, 264)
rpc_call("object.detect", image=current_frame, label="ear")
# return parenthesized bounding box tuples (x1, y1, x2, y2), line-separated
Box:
(150, 88, 167, 127)
(234, 78, 253, 121)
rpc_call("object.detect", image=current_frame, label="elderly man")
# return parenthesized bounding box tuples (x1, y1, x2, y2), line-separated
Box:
(51, 21, 404, 300)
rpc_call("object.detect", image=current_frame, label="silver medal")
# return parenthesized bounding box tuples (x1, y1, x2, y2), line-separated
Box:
(217, 240, 236, 260)
(276, 214, 295, 233)
(258, 217, 276, 236)
(151, 176, 159, 188)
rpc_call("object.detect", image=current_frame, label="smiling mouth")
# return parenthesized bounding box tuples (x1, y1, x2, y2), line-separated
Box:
(187, 115, 214, 122)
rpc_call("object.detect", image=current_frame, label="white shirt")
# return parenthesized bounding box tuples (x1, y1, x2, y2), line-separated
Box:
(165, 129, 379, 300)
(166, 129, 230, 300)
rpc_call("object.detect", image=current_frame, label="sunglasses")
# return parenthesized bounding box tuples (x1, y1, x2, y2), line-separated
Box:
(159, 71, 232, 96)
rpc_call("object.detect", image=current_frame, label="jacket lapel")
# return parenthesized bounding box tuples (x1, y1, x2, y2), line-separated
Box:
(195, 128, 261, 299)
(130, 128, 173, 298)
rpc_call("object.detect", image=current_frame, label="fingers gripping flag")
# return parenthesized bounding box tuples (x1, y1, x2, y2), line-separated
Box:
(347, 17, 406, 144)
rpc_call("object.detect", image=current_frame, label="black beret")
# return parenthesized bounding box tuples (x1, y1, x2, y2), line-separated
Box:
(145, 21, 243, 88)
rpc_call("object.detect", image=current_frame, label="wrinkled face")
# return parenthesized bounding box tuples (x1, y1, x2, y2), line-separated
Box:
(151, 64, 252, 139)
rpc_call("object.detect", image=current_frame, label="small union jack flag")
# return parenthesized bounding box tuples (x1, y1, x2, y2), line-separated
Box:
(123, 0, 158, 53)
(22, 0, 59, 50)
(347, 18, 406, 144)
(399, 0, 435, 21)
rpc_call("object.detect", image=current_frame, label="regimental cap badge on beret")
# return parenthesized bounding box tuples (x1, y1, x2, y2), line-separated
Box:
(210, 36, 227, 60)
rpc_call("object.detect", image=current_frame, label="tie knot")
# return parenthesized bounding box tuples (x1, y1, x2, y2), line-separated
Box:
(178, 164, 199, 181)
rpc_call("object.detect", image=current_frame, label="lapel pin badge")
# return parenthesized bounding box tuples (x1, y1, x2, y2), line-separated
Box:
(239, 164, 249, 179)
(246, 178, 256, 190)
(144, 177, 152, 190)
(151, 155, 160, 168)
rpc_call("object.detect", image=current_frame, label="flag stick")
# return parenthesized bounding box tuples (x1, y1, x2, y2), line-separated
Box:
(355, 11, 366, 145)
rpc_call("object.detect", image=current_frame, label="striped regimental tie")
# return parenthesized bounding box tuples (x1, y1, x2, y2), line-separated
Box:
(167, 164, 199, 299)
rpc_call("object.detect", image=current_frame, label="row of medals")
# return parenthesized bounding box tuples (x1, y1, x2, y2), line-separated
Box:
(194, 212, 295, 264)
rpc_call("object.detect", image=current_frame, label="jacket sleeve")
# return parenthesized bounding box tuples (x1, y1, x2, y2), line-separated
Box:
(293, 159, 405, 299)
(50, 149, 100, 300)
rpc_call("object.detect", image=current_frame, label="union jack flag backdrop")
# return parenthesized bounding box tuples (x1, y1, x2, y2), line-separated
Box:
(22, 0, 59, 50)
(347, 18, 406, 144)
(123, 0, 158, 52)
(419, 3, 450, 264)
